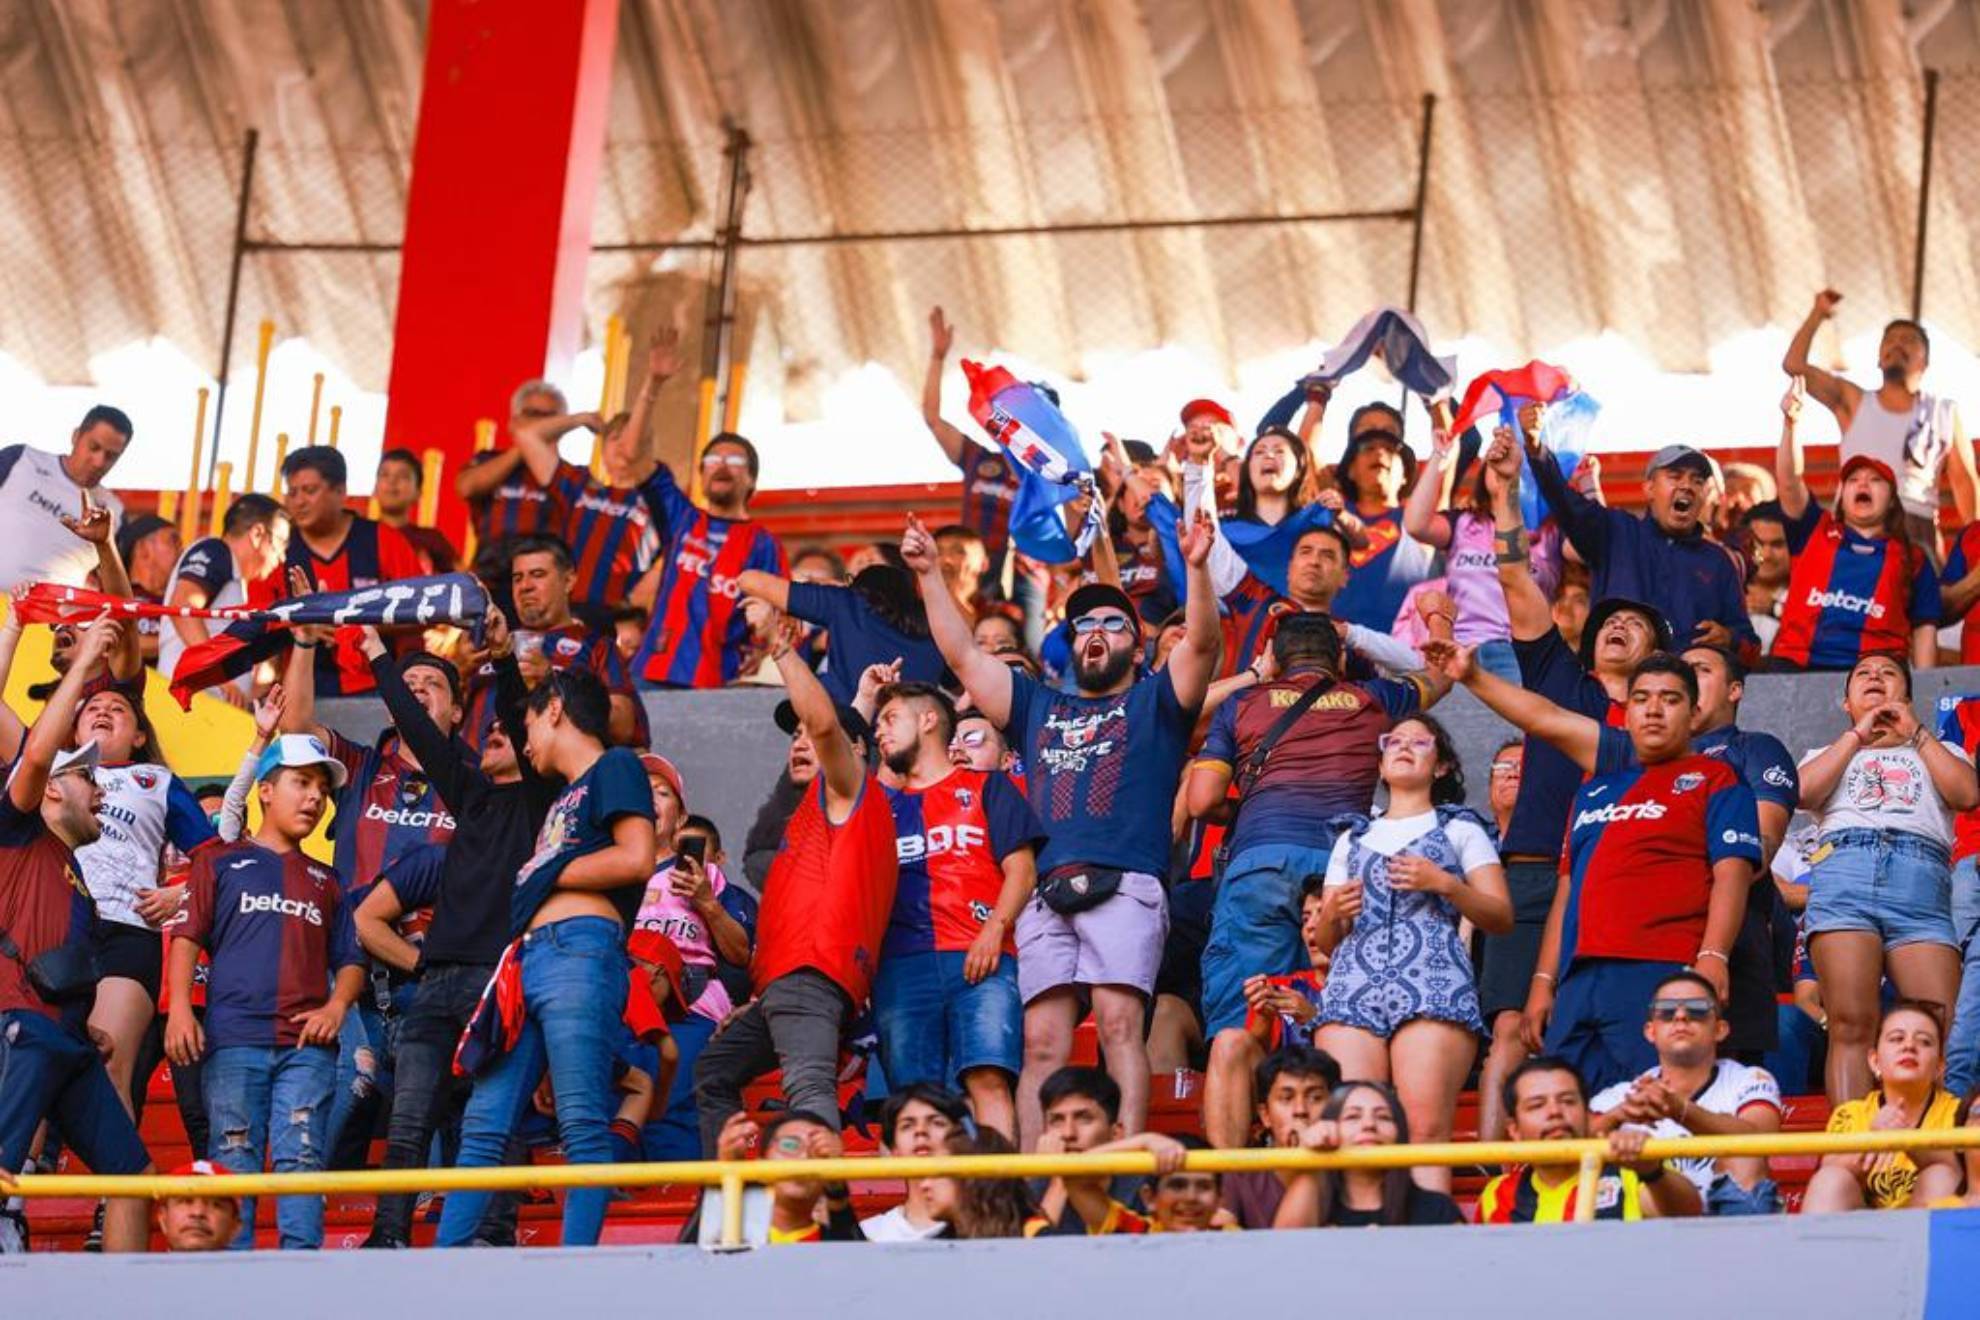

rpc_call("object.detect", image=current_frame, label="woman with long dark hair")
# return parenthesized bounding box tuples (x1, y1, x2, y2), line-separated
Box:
(917, 1128, 1036, 1238)
(1312, 714, 1512, 1192)
(1183, 427, 1361, 599)
(1272, 1080, 1465, 1227)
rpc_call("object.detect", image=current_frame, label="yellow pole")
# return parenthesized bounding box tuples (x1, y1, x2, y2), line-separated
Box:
(419, 448, 445, 527)
(269, 432, 290, 495)
(181, 387, 209, 543)
(327, 405, 343, 450)
(594, 315, 626, 480)
(599, 314, 625, 412)
(474, 418, 497, 453)
(157, 491, 179, 522)
(208, 462, 233, 536)
(1573, 1150, 1601, 1223)
(722, 362, 747, 434)
(306, 372, 325, 446)
(243, 319, 274, 491)
(691, 376, 716, 505)
(720, 1171, 745, 1247)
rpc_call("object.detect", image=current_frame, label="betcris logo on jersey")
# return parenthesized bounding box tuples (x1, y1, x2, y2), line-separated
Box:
(239, 892, 324, 926)
(897, 822, 988, 863)
(1573, 800, 1668, 829)
(362, 801, 457, 831)
(1804, 586, 1886, 619)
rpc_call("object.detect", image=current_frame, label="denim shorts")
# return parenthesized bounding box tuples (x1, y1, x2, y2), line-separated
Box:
(872, 949, 1022, 1086)
(1805, 828, 1956, 951)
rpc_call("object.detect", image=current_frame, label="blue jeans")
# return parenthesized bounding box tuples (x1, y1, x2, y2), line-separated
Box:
(872, 950, 1022, 1088)
(1474, 638, 1522, 685)
(1805, 829, 1955, 949)
(1201, 841, 1336, 1035)
(1764, 1003, 1828, 1097)
(1947, 856, 1980, 1095)
(0, 1011, 149, 1179)
(1545, 959, 1683, 1096)
(436, 917, 627, 1248)
(639, 1011, 715, 1161)
(329, 997, 394, 1169)
(203, 1043, 337, 1249)
(1707, 1174, 1781, 1216)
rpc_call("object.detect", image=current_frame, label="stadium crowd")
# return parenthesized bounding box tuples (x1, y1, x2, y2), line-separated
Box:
(7, 292, 1980, 1252)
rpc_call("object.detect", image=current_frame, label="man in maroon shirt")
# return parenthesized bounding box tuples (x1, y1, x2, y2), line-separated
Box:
(0, 617, 155, 1252)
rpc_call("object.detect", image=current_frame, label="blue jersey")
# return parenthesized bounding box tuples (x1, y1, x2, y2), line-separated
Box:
(1005, 668, 1199, 876)
(550, 461, 663, 618)
(1502, 630, 1621, 858)
(1692, 723, 1799, 816)
(510, 747, 655, 936)
(1937, 695, 1980, 864)
(180, 841, 360, 1050)
(787, 581, 949, 706)
(1330, 508, 1434, 632)
(1560, 730, 1761, 971)
(635, 465, 786, 688)
(324, 729, 458, 893)
(1773, 502, 1938, 669)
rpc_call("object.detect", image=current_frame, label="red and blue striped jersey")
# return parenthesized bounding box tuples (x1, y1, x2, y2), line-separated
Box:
(1936, 694, 1980, 863)
(1559, 731, 1761, 972)
(464, 448, 565, 545)
(178, 839, 361, 1050)
(286, 516, 426, 696)
(634, 464, 787, 688)
(1772, 504, 1939, 670)
(1220, 574, 1294, 678)
(1941, 523, 1980, 665)
(464, 622, 645, 748)
(549, 461, 663, 617)
(881, 769, 1044, 958)
(323, 728, 459, 892)
(957, 439, 1018, 565)
(0, 797, 94, 1026)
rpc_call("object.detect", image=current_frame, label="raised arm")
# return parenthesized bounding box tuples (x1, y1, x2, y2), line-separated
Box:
(1521, 404, 1609, 569)
(622, 326, 686, 471)
(277, 599, 332, 743)
(1780, 290, 1859, 423)
(512, 411, 603, 488)
(1162, 512, 1222, 711)
(60, 491, 141, 680)
(1489, 427, 1557, 643)
(903, 513, 1011, 725)
(1776, 377, 1811, 522)
(770, 617, 864, 819)
(1402, 432, 1456, 549)
(358, 626, 472, 807)
(0, 602, 30, 765)
(9, 617, 120, 812)
(456, 445, 525, 502)
(921, 307, 972, 467)
(1423, 639, 1603, 772)
(737, 570, 792, 613)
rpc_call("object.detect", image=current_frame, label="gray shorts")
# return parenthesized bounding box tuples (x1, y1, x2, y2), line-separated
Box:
(1016, 870, 1169, 1002)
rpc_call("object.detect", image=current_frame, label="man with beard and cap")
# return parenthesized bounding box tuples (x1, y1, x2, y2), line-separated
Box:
(1785, 288, 1975, 556)
(1469, 428, 1676, 1141)
(1519, 403, 1755, 659)
(904, 508, 1221, 1138)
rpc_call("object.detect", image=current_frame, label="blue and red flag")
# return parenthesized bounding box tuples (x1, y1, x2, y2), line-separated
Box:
(963, 360, 1102, 565)
(1451, 360, 1600, 530)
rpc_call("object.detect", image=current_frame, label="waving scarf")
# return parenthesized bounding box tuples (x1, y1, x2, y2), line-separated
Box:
(963, 360, 1102, 565)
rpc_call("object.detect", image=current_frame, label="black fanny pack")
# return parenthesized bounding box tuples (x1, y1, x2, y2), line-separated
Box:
(0, 932, 100, 1005)
(1038, 864, 1125, 916)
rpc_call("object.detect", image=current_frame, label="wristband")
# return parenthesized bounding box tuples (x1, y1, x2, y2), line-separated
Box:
(293, 639, 321, 650)
(1694, 948, 1729, 965)
(1531, 971, 1556, 985)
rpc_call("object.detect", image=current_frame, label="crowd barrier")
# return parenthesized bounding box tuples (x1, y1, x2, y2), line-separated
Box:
(14, 1128, 1980, 1245)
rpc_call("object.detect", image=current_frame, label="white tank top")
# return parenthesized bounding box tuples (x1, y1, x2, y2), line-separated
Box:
(1841, 391, 1956, 520)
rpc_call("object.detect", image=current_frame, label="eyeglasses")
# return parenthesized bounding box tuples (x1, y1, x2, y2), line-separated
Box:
(1648, 997, 1716, 1022)
(951, 729, 990, 749)
(701, 453, 751, 469)
(1376, 734, 1435, 753)
(1490, 761, 1522, 779)
(1071, 615, 1133, 636)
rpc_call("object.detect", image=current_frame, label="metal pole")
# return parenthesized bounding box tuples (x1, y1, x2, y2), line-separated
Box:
(708, 122, 753, 438)
(210, 129, 260, 486)
(1912, 69, 1940, 322)
(1404, 93, 1438, 315)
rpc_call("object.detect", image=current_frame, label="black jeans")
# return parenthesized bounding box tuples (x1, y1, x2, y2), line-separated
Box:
(366, 960, 491, 1245)
(693, 969, 850, 1156)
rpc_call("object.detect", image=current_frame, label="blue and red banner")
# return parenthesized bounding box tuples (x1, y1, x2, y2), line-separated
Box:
(963, 360, 1102, 566)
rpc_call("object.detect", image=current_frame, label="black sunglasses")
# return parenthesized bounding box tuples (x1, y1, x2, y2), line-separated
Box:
(1648, 997, 1716, 1022)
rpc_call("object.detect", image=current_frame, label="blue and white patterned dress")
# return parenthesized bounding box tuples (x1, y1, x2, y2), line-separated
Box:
(1314, 807, 1491, 1039)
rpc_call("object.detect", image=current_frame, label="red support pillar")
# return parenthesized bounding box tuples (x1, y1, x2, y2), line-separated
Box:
(381, 0, 618, 541)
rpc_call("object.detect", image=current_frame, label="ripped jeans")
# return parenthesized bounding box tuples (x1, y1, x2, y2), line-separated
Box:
(203, 1044, 337, 1249)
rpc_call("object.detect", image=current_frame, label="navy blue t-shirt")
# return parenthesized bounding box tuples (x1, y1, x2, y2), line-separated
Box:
(1501, 631, 1621, 859)
(510, 747, 656, 936)
(1005, 669, 1198, 876)
(786, 581, 948, 705)
(1691, 723, 1798, 816)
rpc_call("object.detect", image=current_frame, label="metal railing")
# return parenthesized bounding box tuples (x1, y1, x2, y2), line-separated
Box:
(13, 1128, 1979, 1245)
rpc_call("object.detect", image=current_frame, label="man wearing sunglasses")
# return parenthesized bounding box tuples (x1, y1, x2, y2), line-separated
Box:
(1591, 970, 1784, 1215)
(904, 509, 1222, 1140)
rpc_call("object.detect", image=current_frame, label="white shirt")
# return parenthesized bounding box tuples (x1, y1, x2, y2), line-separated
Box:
(858, 1205, 946, 1242)
(157, 536, 247, 694)
(1798, 740, 1972, 848)
(74, 762, 212, 929)
(0, 445, 125, 589)
(1590, 1060, 1782, 1196)
(1323, 810, 1500, 885)
(1840, 392, 1958, 520)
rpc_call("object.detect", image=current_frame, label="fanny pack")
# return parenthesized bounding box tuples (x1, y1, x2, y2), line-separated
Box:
(1038, 864, 1125, 916)
(0, 932, 100, 1005)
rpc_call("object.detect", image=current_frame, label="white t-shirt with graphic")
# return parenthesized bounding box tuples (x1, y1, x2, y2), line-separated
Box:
(1591, 1060, 1783, 1195)
(1799, 740, 1972, 848)
(0, 445, 125, 589)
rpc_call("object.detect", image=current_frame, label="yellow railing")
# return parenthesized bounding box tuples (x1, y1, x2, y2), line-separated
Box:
(12, 1129, 1980, 1246)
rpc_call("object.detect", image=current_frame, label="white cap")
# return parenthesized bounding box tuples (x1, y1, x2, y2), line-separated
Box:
(51, 740, 100, 779)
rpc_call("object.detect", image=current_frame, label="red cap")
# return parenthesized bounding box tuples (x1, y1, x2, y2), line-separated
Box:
(1179, 398, 1233, 427)
(637, 752, 685, 806)
(1837, 454, 1898, 488)
(627, 928, 691, 1030)
(164, 1161, 238, 1201)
